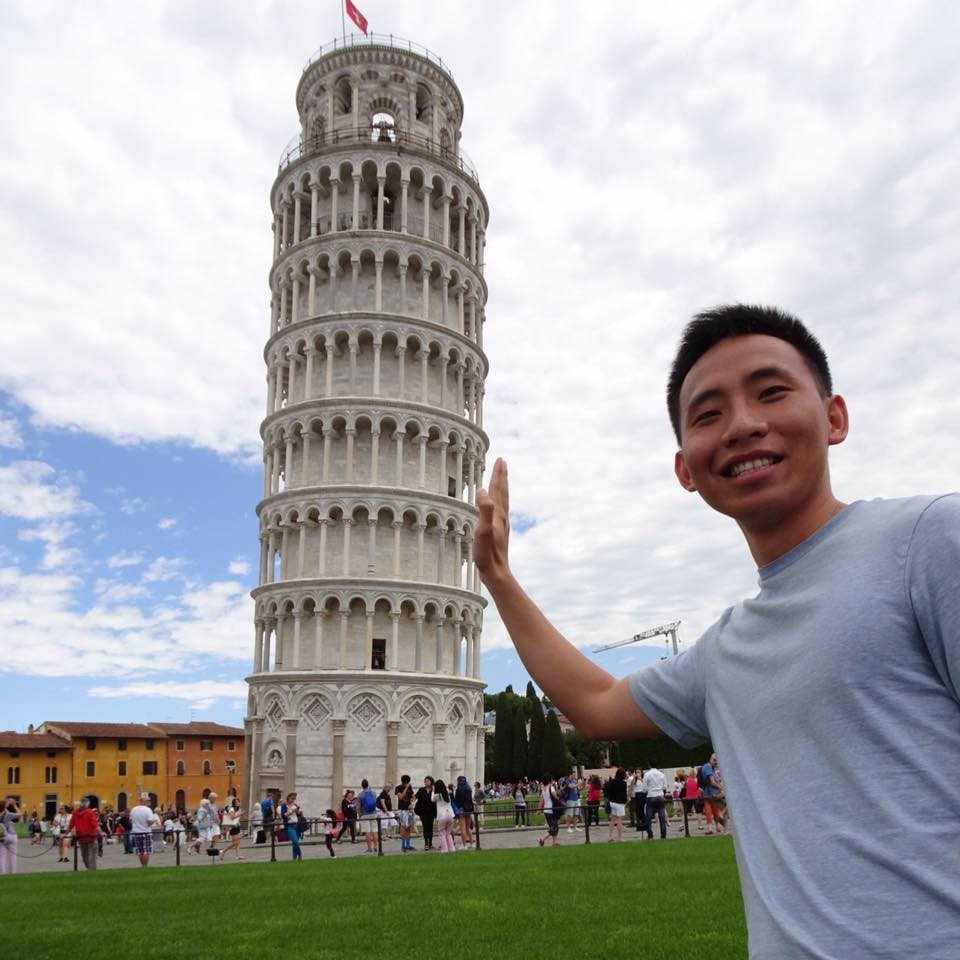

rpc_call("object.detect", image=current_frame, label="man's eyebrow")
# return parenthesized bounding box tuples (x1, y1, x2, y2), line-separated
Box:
(685, 365, 795, 415)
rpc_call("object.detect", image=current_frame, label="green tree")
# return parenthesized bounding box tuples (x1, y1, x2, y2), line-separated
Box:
(492, 697, 514, 782)
(541, 710, 567, 779)
(511, 706, 528, 781)
(527, 699, 545, 779)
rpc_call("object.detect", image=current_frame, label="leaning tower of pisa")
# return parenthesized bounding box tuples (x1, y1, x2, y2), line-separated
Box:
(244, 35, 490, 814)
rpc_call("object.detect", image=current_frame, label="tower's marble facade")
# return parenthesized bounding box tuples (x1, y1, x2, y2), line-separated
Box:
(244, 35, 489, 813)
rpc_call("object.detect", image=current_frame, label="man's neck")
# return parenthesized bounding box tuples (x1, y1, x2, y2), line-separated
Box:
(740, 491, 847, 567)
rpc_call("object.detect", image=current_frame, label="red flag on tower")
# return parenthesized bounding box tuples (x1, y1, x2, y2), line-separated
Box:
(345, 0, 368, 35)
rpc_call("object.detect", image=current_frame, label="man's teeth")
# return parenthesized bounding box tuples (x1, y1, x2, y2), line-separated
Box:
(730, 457, 776, 477)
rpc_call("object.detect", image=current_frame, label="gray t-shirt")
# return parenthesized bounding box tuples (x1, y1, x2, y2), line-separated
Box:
(630, 495, 960, 959)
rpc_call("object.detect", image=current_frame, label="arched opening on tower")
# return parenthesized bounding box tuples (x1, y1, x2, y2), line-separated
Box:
(334, 75, 352, 116)
(370, 111, 396, 143)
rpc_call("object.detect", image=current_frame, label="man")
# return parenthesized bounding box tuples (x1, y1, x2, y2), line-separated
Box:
(69, 797, 103, 870)
(358, 778, 378, 853)
(474, 304, 960, 958)
(128, 793, 161, 867)
(699, 753, 725, 835)
(639, 764, 667, 840)
(376, 781, 394, 839)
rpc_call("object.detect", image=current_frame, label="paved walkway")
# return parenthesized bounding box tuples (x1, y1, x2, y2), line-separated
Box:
(10, 814, 721, 875)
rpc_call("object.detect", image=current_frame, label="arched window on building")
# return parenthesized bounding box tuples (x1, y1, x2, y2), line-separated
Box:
(176, 760, 185, 776)
(370, 111, 396, 144)
(202, 760, 212, 776)
(6, 766, 19, 785)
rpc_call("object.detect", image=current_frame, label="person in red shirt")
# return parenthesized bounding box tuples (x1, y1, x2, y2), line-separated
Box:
(70, 797, 103, 870)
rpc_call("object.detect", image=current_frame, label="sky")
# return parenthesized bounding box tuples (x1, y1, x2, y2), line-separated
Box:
(2, 0, 959, 730)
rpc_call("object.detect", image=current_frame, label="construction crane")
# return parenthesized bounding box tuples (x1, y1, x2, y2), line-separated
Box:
(594, 620, 681, 656)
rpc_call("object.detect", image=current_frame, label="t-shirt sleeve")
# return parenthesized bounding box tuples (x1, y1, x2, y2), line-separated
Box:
(906, 494, 960, 701)
(627, 632, 710, 747)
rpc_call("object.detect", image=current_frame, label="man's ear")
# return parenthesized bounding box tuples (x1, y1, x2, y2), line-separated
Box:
(826, 394, 849, 447)
(674, 450, 697, 492)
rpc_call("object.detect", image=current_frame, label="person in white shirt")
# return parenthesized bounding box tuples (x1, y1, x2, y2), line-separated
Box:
(129, 793, 161, 866)
(640, 765, 668, 839)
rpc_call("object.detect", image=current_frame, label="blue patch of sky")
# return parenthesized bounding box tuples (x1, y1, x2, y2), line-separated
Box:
(509, 511, 537, 533)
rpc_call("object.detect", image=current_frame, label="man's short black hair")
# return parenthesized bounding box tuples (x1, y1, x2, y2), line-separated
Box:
(666, 303, 833, 443)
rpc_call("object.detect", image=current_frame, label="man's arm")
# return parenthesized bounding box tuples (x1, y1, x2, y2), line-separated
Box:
(475, 458, 661, 741)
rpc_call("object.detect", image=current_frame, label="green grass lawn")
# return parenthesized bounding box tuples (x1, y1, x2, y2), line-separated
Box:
(0, 837, 746, 959)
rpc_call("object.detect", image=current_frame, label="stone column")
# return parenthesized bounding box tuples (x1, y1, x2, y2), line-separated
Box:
(318, 518, 329, 575)
(420, 350, 429, 403)
(310, 181, 319, 237)
(304, 347, 315, 400)
(350, 259, 359, 309)
(440, 273, 449, 328)
(338, 610, 350, 668)
(394, 430, 404, 486)
(330, 178, 340, 230)
(386, 721, 400, 785)
(293, 193, 302, 244)
(342, 518, 353, 576)
(376, 176, 386, 230)
(372, 340, 382, 395)
(246, 716, 263, 816)
(281, 203, 289, 252)
(307, 269, 317, 316)
(442, 195, 451, 247)
(414, 614, 424, 671)
(301, 432, 312, 486)
(325, 344, 335, 397)
(422, 187, 431, 240)
(392, 521, 402, 577)
(400, 178, 409, 233)
(331, 718, 347, 804)
(345, 427, 355, 481)
(416, 522, 426, 579)
(375, 258, 383, 312)
(434, 617, 444, 673)
(352, 174, 361, 229)
(399, 264, 408, 315)
(370, 429, 380, 483)
(397, 345, 406, 397)
(313, 610, 325, 669)
(297, 521, 307, 577)
(390, 612, 400, 671)
(465, 625, 474, 678)
(421, 269, 430, 321)
(253, 618, 264, 673)
(291, 611, 302, 669)
(274, 611, 286, 669)
(418, 433, 428, 487)
(279, 523, 291, 578)
(465, 722, 478, 781)
(321, 427, 333, 482)
(432, 722, 447, 781)
(473, 625, 481, 677)
(365, 611, 374, 670)
(438, 440, 449, 494)
(367, 518, 377, 575)
(458, 205, 466, 253)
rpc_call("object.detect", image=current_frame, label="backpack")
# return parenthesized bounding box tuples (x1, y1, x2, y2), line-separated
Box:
(360, 790, 377, 815)
(696, 767, 708, 790)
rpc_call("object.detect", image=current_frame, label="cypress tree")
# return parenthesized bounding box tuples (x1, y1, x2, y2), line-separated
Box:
(541, 709, 567, 779)
(527, 698, 545, 779)
(492, 696, 514, 782)
(511, 704, 528, 782)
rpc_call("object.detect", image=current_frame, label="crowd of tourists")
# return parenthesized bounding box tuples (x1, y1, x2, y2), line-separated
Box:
(1, 756, 725, 874)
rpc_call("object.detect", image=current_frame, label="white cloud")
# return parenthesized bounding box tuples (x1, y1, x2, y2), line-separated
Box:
(227, 558, 250, 576)
(141, 556, 186, 583)
(88, 680, 249, 702)
(157, 518, 176, 530)
(107, 550, 143, 569)
(120, 496, 147, 515)
(0, 461, 90, 521)
(0, 416, 22, 449)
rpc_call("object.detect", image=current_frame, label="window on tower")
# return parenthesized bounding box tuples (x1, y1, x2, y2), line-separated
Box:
(371, 638, 387, 670)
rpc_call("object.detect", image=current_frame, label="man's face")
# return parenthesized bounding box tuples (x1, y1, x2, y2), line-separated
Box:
(674, 335, 847, 529)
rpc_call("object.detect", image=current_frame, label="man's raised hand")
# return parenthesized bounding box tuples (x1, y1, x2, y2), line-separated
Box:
(475, 457, 511, 586)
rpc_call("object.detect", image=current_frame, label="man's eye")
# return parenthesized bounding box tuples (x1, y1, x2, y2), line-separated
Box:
(692, 410, 720, 425)
(760, 386, 788, 399)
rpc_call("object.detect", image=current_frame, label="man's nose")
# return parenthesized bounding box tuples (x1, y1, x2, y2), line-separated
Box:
(721, 400, 768, 445)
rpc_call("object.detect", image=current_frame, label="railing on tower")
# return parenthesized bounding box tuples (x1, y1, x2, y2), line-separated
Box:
(302, 33, 456, 83)
(277, 126, 480, 184)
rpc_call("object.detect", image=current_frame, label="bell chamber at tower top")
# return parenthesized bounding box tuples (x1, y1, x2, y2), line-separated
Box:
(268, 37, 489, 347)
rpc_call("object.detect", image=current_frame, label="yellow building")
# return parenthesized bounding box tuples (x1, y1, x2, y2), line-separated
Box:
(1, 730, 73, 820)
(39, 722, 167, 812)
